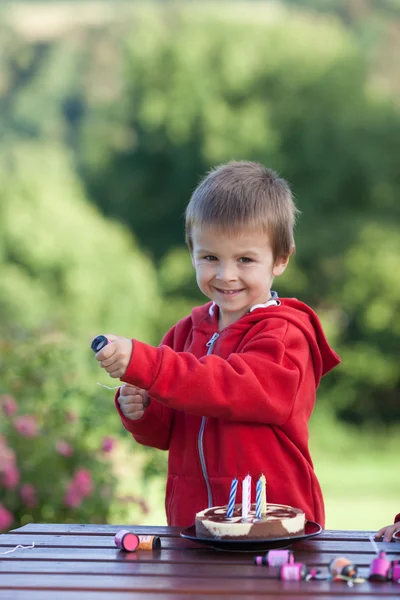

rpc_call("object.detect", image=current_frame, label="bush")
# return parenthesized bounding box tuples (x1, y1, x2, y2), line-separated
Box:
(0, 330, 143, 532)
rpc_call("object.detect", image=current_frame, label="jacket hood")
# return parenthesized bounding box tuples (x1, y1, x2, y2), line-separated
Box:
(190, 298, 340, 381)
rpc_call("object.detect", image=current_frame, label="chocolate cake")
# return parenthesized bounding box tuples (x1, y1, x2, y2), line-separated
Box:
(195, 503, 305, 540)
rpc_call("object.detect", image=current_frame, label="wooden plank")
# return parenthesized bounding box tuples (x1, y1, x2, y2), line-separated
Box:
(0, 559, 379, 583)
(0, 534, 200, 550)
(0, 594, 391, 600)
(9, 524, 181, 537)
(0, 561, 282, 578)
(8, 524, 378, 539)
(0, 573, 397, 595)
(0, 546, 396, 567)
(0, 594, 205, 600)
(1, 533, 397, 557)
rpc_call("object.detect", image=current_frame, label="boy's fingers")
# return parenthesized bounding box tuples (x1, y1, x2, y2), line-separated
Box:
(376, 525, 396, 542)
(123, 409, 145, 421)
(383, 525, 396, 542)
(96, 344, 116, 361)
(118, 394, 144, 407)
(103, 333, 120, 342)
(109, 367, 125, 379)
(99, 355, 119, 369)
(375, 527, 386, 539)
(120, 401, 145, 419)
(118, 393, 148, 420)
(120, 384, 140, 396)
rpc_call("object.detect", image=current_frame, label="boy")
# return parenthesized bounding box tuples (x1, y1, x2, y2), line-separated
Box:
(95, 161, 340, 528)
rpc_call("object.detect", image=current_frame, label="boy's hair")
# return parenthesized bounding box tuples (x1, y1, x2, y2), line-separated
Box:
(185, 161, 299, 260)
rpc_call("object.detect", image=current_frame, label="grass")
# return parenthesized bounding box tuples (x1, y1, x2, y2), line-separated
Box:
(310, 411, 400, 530)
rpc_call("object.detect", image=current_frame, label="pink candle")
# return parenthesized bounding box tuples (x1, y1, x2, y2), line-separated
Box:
(242, 474, 252, 519)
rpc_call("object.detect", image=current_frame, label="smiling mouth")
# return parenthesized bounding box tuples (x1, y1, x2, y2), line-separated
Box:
(215, 288, 244, 295)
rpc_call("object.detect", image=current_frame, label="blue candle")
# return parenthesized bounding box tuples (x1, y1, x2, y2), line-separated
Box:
(226, 478, 238, 518)
(255, 476, 263, 519)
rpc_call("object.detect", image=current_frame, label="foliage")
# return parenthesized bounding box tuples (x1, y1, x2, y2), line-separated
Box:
(0, 331, 138, 532)
(0, 142, 160, 342)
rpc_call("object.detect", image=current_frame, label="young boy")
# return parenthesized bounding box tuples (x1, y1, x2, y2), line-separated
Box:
(95, 161, 340, 528)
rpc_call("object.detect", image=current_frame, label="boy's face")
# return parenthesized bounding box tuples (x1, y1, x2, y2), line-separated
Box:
(191, 225, 289, 329)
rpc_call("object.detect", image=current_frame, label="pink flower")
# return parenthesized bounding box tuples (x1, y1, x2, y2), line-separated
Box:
(73, 469, 93, 498)
(0, 439, 16, 472)
(1, 465, 20, 489)
(20, 484, 37, 509)
(0, 394, 18, 417)
(63, 483, 82, 509)
(63, 469, 94, 509)
(14, 415, 39, 438)
(55, 440, 74, 457)
(0, 504, 13, 532)
(101, 436, 115, 453)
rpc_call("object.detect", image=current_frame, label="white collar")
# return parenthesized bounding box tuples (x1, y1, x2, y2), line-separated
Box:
(208, 296, 280, 317)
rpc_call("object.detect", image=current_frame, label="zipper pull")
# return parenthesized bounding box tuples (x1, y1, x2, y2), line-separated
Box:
(206, 332, 219, 347)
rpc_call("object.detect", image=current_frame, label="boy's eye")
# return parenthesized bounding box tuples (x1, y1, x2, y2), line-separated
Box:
(204, 255, 217, 261)
(238, 257, 252, 263)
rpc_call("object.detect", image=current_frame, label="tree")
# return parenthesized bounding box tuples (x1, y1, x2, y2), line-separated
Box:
(0, 141, 159, 342)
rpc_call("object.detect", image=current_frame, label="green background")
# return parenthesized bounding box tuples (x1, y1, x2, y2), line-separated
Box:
(0, 0, 399, 531)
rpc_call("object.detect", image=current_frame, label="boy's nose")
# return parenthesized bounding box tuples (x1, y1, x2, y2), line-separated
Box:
(216, 263, 238, 282)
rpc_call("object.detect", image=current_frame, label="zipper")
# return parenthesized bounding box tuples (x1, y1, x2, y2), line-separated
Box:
(198, 332, 219, 508)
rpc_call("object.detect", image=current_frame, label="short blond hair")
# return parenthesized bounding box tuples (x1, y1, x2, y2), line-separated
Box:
(185, 161, 298, 260)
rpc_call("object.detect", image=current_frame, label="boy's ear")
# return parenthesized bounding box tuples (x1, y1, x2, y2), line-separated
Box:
(272, 252, 292, 277)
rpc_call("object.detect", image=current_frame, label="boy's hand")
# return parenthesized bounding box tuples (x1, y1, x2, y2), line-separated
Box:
(375, 522, 400, 542)
(118, 384, 150, 420)
(95, 334, 133, 379)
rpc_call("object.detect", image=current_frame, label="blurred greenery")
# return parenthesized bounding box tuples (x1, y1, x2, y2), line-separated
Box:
(1, 331, 126, 528)
(0, 0, 399, 530)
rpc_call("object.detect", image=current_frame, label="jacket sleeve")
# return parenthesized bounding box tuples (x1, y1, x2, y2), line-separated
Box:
(121, 319, 310, 425)
(114, 327, 177, 450)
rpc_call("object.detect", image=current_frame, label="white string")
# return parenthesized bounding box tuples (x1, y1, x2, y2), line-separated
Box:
(369, 534, 379, 555)
(0, 542, 35, 555)
(96, 382, 120, 390)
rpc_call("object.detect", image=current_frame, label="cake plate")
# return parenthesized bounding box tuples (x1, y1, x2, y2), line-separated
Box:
(393, 531, 400, 542)
(180, 520, 322, 552)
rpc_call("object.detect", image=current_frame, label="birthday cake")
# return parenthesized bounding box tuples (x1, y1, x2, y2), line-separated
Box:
(195, 503, 306, 540)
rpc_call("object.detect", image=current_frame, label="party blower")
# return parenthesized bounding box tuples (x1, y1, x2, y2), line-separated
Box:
(91, 335, 109, 353)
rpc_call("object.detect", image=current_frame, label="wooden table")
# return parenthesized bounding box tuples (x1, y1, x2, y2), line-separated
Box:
(1, 523, 399, 599)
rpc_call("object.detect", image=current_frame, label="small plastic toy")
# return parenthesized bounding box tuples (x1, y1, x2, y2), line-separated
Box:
(391, 560, 400, 583)
(114, 530, 139, 552)
(114, 530, 161, 552)
(369, 551, 391, 581)
(254, 549, 293, 567)
(91, 335, 109, 353)
(329, 556, 359, 581)
(280, 554, 309, 581)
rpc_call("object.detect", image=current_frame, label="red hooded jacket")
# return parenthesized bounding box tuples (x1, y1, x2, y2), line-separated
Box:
(116, 298, 340, 528)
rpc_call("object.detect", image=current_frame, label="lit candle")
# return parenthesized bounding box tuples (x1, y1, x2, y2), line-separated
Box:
(260, 473, 267, 515)
(242, 474, 252, 520)
(255, 476, 262, 519)
(226, 477, 238, 518)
